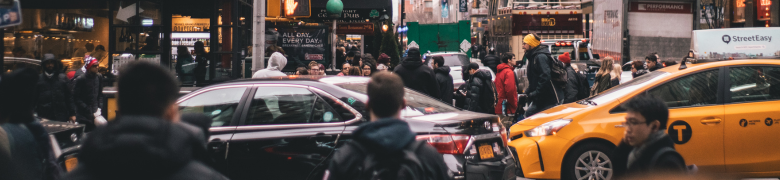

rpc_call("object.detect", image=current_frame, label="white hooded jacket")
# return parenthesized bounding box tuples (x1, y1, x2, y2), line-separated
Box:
(252, 52, 288, 78)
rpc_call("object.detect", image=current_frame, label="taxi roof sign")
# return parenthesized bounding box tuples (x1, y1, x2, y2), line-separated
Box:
(692, 28, 780, 61)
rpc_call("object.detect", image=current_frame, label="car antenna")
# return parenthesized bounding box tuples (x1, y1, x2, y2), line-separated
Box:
(679, 57, 688, 70)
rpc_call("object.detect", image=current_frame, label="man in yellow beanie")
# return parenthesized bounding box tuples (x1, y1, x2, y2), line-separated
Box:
(522, 34, 563, 117)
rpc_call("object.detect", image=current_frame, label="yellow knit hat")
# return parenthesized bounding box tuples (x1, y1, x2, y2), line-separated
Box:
(523, 34, 541, 48)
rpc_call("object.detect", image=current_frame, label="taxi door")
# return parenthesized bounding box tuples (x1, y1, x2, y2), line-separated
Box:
(723, 65, 780, 173)
(646, 68, 725, 172)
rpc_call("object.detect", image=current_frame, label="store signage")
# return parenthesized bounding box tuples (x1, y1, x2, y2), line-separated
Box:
(629, 2, 691, 14)
(284, 0, 311, 18)
(459, 0, 467, 12)
(757, 0, 771, 20)
(173, 17, 210, 32)
(733, 0, 746, 22)
(312, 8, 381, 23)
(0, 0, 19, 29)
(337, 23, 374, 35)
(512, 14, 582, 35)
(275, 27, 327, 61)
(692, 28, 780, 59)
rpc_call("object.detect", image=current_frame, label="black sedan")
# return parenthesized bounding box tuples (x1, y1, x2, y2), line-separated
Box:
(176, 76, 517, 180)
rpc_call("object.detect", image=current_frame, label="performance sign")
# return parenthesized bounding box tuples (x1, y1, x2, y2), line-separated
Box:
(0, 0, 21, 29)
(692, 28, 780, 59)
(629, 2, 692, 14)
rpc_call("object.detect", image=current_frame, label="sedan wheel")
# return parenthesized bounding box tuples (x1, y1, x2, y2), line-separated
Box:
(574, 150, 613, 180)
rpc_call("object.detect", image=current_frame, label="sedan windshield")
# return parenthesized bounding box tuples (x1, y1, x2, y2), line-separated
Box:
(336, 83, 460, 116)
(579, 71, 671, 106)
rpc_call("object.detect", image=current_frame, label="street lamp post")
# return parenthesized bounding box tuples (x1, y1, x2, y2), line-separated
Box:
(327, 0, 344, 71)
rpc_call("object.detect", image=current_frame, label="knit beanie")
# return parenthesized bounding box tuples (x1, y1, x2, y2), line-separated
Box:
(558, 52, 571, 65)
(523, 34, 541, 48)
(377, 53, 390, 64)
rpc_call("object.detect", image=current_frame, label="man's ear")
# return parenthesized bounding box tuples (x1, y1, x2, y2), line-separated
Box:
(164, 103, 180, 123)
(651, 120, 662, 131)
(400, 99, 407, 111)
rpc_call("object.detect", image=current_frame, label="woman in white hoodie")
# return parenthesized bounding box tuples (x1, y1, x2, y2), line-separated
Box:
(253, 52, 288, 78)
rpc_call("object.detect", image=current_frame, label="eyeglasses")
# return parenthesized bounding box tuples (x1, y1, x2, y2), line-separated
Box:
(621, 121, 648, 128)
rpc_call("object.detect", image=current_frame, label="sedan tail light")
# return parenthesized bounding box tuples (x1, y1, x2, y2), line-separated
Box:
(416, 134, 471, 154)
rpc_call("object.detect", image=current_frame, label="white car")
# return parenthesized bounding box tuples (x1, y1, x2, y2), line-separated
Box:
(423, 52, 496, 89)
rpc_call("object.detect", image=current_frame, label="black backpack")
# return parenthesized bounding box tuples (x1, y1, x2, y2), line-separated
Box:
(351, 140, 428, 180)
(544, 54, 568, 89)
(575, 72, 591, 100)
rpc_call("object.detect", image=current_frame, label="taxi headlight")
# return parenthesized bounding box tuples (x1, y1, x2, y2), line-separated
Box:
(524, 119, 572, 137)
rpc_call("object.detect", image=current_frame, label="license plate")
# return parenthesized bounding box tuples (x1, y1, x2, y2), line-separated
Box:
(65, 156, 78, 172)
(478, 144, 494, 160)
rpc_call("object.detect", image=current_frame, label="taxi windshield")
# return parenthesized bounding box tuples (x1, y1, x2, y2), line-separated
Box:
(336, 84, 460, 116)
(579, 71, 671, 106)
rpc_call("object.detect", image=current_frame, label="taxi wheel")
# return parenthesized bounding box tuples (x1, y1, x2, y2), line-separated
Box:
(561, 143, 613, 180)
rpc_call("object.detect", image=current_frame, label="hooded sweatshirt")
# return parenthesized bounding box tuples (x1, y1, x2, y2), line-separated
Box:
(434, 66, 454, 105)
(325, 118, 449, 180)
(393, 56, 441, 100)
(252, 52, 288, 78)
(36, 58, 76, 122)
(63, 116, 227, 180)
(495, 63, 517, 115)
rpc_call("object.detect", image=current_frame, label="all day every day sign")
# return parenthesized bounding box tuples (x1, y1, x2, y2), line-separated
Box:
(692, 28, 780, 59)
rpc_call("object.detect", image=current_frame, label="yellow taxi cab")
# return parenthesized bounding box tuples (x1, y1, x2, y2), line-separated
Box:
(508, 58, 780, 179)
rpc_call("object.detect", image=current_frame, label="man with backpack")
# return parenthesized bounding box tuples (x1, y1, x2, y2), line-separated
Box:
(325, 72, 449, 180)
(523, 34, 565, 117)
(560, 52, 590, 103)
(464, 63, 496, 114)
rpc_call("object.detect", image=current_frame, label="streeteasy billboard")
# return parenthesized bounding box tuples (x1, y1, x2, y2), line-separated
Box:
(692, 28, 780, 59)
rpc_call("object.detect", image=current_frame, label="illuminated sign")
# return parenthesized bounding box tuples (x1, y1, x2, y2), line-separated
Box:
(736, 0, 745, 7)
(541, 18, 556, 26)
(284, 0, 310, 18)
(757, 0, 771, 20)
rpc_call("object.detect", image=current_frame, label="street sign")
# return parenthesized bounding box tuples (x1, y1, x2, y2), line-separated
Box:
(0, 0, 21, 29)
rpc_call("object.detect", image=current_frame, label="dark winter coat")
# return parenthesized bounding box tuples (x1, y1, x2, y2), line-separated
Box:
(63, 116, 227, 180)
(194, 53, 209, 83)
(563, 65, 589, 103)
(494, 63, 517, 115)
(632, 69, 649, 78)
(592, 73, 612, 95)
(612, 132, 687, 179)
(326, 118, 449, 180)
(434, 66, 454, 105)
(35, 67, 76, 122)
(464, 70, 494, 114)
(483, 54, 500, 73)
(72, 73, 102, 131)
(393, 56, 441, 100)
(525, 45, 561, 108)
(2, 121, 62, 180)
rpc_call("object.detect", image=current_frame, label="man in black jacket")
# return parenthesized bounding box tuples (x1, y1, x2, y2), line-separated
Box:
(523, 34, 562, 116)
(35, 56, 77, 122)
(72, 58, 103, 131)
(612, 94, 686, 179)
(482, 50, 501, 74)
(464, 63, 494, 114)
(63, 62, 228, 180)
(432, 56, 454, 105)
(394, 47, 441, 100)
(325, 72, 449, 180)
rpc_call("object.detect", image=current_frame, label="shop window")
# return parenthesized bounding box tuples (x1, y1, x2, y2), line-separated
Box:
(115, 27, 139, 52)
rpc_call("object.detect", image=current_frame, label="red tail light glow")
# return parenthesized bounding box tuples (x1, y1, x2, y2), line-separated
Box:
(416, 134, 471, 154)
(566, 42, 572, 46)
(555, 42, 561, 46)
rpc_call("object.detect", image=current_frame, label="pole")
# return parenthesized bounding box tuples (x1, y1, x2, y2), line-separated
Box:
(253, 0, 266, 72)
(771, 0, 780, 27)
(331, 20, 337, 70)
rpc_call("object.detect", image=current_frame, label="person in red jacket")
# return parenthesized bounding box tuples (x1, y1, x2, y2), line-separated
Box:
(495, 53, 518, 127)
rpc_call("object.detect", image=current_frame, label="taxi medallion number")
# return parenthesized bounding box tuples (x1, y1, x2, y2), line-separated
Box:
(478, 143, 494, 160)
